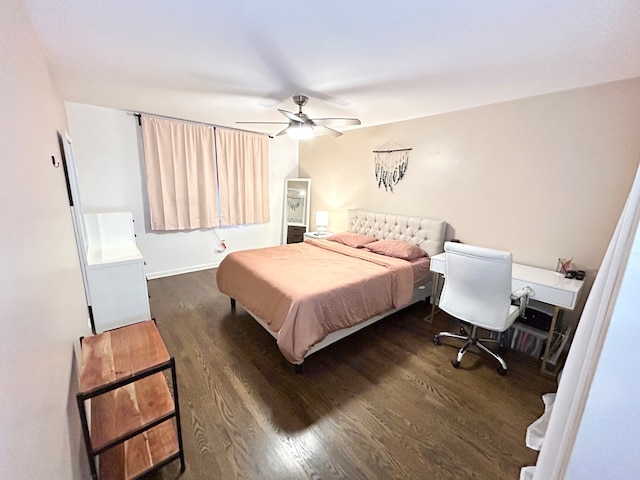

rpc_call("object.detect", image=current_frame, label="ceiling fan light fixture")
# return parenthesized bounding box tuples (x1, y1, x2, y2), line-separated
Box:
(287, 123, 314, 140)
(237, 95, 360, 138)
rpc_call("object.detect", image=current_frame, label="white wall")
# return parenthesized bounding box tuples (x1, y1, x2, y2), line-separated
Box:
(0, 1, 90, 479)
(65, 102, 299, 278)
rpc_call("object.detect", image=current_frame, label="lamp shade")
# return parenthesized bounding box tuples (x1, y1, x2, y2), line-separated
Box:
(316, 210, 329, 232)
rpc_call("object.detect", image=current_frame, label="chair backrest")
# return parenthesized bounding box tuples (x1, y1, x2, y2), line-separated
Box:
(439, 242, 514, 332)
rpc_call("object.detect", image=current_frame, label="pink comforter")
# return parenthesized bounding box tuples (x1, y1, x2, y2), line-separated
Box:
(216, 239, 415, 364)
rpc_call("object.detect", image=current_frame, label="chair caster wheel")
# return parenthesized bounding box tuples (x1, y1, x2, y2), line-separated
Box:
(451, 360, 460, 369)
(433, 335, 440, 345)
(497, 366, 507, 376)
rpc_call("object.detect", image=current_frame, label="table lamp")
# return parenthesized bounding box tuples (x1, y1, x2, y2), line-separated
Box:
(316, 210, 329, 234)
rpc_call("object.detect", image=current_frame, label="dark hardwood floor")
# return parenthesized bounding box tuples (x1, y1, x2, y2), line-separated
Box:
(144, 268, 555, 480)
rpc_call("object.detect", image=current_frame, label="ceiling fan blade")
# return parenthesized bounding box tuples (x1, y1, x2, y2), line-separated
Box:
(275, 126, 289, 136)
(314, 126, 342, 137)
(236, 121, 288, 124)
(311, 118, 361, 127)
(278, 109, 304, 123)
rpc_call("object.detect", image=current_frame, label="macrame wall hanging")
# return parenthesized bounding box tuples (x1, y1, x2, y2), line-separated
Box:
(373, 140, 412, 192)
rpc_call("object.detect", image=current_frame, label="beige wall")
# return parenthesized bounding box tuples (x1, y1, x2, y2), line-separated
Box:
(300, 77, 640, 322)
(0, 1, 90, 478)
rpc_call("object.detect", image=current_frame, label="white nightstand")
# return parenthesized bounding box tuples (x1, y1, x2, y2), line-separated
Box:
(304, 231, 332, 240)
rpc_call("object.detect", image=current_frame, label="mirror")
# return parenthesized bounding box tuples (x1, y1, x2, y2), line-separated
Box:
(283, 178, 311, 244)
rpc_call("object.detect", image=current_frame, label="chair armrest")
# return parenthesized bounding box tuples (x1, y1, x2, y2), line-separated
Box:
(511, 286, 533, 316)
(511, 287, 532, 299)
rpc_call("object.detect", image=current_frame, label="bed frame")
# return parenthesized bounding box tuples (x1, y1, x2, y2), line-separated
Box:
(237, 209, 447, 367)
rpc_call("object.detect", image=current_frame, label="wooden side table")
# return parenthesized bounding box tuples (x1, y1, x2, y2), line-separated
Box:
(76, 320, 185, 479)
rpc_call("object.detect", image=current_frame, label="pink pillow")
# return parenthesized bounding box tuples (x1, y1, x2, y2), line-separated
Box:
(365, 239, 426, 260)
(326, 232, 378, 248)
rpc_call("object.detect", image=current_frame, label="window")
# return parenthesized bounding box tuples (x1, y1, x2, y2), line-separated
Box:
(141, 115, 269, 230)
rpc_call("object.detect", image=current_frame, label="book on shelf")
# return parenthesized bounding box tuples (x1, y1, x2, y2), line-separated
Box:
(504, 321, 547, 359)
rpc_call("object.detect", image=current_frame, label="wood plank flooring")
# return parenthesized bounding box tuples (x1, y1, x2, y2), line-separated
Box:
(143, 268, 556, 480)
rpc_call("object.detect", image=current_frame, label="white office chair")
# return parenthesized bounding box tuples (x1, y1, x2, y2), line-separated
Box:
(433, 242, 531, 375)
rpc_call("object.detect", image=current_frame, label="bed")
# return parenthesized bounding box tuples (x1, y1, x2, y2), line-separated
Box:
(216, 209, 447, 366)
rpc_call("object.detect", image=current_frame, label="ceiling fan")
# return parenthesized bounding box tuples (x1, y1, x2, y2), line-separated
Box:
(238, 95, 361, 139)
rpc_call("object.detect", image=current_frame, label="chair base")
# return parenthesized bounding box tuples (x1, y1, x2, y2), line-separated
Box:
(434, 325, 508, 375)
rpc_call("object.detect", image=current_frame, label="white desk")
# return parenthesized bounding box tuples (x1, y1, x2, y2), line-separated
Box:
(429, 252, 584, 375)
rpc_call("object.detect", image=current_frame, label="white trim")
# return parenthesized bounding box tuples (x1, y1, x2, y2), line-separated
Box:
(146, 261, 221, 280)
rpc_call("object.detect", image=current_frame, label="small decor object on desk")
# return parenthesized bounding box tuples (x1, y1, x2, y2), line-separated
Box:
(556, 257, 573, 275)
(557, 257, 585, 280)
(372, 140, 411, 192)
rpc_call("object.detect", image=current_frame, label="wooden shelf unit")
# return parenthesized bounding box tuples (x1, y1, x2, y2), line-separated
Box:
(76, 320, 185, 480)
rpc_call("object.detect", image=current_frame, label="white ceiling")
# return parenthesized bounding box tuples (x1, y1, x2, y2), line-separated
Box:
(23, 0, 640, 135)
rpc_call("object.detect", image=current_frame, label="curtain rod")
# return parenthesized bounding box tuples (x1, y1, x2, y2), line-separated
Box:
(372, 147, 413, 153)
(129, 111, 273, 138)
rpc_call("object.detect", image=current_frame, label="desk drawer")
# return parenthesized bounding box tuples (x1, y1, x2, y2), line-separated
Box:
(512, 278, 576, 310)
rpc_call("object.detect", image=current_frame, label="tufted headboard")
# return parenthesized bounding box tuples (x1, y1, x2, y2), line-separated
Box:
(347, 209, 447, 258)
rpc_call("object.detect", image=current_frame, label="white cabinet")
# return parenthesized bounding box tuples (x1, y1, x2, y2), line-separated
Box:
(84, 212, 150, 333)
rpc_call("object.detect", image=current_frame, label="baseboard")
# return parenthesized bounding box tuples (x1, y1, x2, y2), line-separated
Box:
(146, 261, 221, 280)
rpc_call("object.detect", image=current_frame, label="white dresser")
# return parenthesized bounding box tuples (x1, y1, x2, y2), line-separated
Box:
(84, 212, 150, 333)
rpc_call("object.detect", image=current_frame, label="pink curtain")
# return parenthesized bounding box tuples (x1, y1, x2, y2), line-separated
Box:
(141, 116, 269, 230)
(216, 127, 270, 226)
